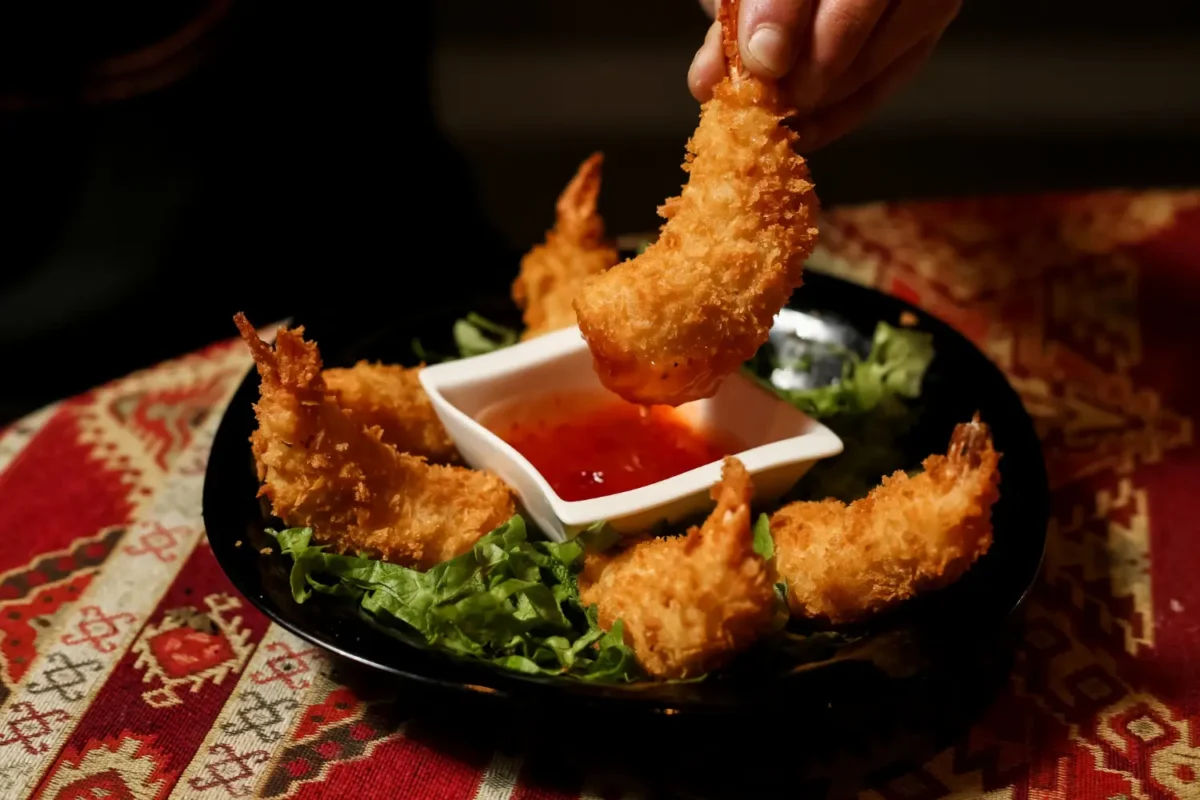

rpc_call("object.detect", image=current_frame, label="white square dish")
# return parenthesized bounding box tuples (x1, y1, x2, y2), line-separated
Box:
(418, 326, 843, 542)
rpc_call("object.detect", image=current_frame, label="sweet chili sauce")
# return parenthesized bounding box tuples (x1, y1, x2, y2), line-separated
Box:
(489, 392, 731, 502)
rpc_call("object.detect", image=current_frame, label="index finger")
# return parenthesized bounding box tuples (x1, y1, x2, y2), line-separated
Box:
(738, 0, 814, 79)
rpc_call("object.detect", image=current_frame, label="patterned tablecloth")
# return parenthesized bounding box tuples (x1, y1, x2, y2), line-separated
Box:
(1, 189, 1197, 799)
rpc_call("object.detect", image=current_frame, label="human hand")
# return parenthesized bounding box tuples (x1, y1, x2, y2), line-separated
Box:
(689, 0, 961, 151)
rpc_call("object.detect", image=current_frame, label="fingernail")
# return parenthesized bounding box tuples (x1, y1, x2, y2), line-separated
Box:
(747, 24, 792, 78)
(688, 48, 709, 99)
(688, 45, 705, 83)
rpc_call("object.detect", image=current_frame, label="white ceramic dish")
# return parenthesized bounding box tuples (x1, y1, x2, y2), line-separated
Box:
(418, 326, 843, 542)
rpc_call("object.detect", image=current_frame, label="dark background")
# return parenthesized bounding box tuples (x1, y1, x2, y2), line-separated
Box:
(2, 1, 1199, 425)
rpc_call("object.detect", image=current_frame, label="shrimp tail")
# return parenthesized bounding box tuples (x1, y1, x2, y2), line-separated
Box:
(578, 456, 775, 679)
(234, 312, 278, 386)
(718, 0, 743, 77)
(770, 416, 1002, 624)
(571, 0, 816, 406)
(554, 152, 605, 243)
(235, 313, 324, 399)
(693, 457, 754, 557)
(924, 413, 996, 486)
(238, 316, 515, 571)
(947, 412, 990, 470)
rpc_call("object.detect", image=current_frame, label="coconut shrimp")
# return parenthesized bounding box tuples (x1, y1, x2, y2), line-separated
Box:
(771, 417, 1001, 624)
(579, 457, 776, 679)
(323, 361, 458, 464)
(512, 153, 619, 340)
(234, 314, 515, 570)
(572, 0, 819, 406)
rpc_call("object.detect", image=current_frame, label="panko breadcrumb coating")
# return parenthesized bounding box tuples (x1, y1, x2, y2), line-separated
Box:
(512, 152, 619, 340)
(323, 361, 458, 464)
(573, 0, 819, 406)
(579, 457, 776, 679)
(234, 313, 514, 571)
(771, 417, 1001, 624)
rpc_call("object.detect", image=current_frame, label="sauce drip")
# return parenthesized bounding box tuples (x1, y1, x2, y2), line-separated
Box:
(494, 396, 730, 502)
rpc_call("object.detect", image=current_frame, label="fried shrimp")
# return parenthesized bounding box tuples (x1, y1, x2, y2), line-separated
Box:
(578, 458, 776, 679)
(511, 152, 619, 340)
(323, 361, 458, 464)
(771, 417, 1001, 624)
(234, 314, 515, 570)
(572, 0, 819, 406)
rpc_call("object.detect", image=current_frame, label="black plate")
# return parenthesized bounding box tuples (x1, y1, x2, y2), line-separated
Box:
(203, 269, 1049, 715)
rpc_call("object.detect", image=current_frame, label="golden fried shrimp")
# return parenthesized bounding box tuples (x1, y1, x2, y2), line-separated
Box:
(771, 417, 1001, 624)
(579, 457, 776, 679)
(511, 152, 619, 340)
(323, 361, 458, 464)
(572, 0, 819, 406)
(234, 314, 515, 571)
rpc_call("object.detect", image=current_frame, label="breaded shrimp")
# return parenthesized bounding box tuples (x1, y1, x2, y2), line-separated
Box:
(771, 417, 1001, 624)
(579, 457, 776, 679)
(323, 361, 458, 464)
(573, 0, 819, 406)
(234, 314, 515, 570)
(512, 152, 619, 340)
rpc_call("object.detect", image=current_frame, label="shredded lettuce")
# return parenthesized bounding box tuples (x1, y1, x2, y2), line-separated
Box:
(751, 513, 775, 560)
(751, 321, 934, 419)
(746, 320, 935, 503)
(577, 520, 621, 553)
(268, 518, 641, 682)
(453, 312, 519, 358)
(412, 312, 520, 363)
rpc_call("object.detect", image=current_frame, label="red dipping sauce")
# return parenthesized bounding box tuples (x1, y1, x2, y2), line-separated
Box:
(488, 392, 731, 501)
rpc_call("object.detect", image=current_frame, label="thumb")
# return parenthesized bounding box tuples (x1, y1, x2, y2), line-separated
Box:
(739, 0, 812, 79)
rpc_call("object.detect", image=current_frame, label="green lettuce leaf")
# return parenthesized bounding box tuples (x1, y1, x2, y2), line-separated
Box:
(745, 319, 935, 502)
(868, 321, 935, 399)
(769, 579, 790, 632)
(453, 312, 519, 358)
(751, 513, 774, 559)
(577, 520, 622, 553)
(754, 321, 934, 419)
(414, 311, 520, 363)
(268, 517, 641, 682)
(410, 337, 456, 365)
